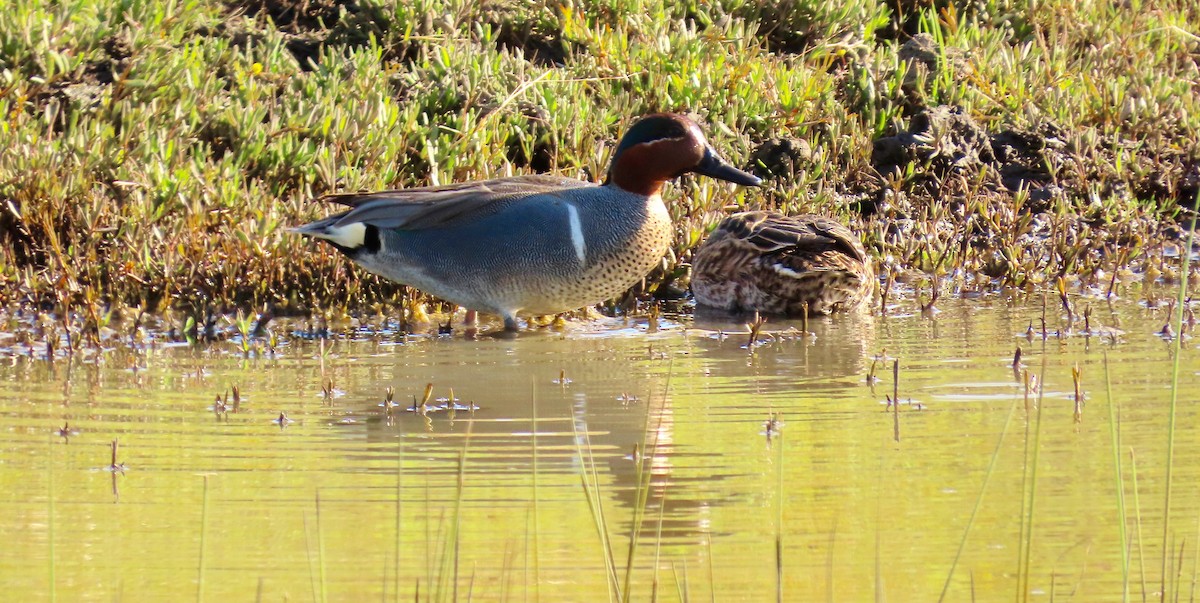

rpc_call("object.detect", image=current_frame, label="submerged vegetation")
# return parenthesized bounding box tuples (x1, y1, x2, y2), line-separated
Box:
(0, 0, 1198, 321)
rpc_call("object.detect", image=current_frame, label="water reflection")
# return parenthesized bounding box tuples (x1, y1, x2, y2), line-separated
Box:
(2, 298, 1200, 600)
(689, 310, 875, 381)
(344, 331, 698, 537)
(322, 312, 881, 543)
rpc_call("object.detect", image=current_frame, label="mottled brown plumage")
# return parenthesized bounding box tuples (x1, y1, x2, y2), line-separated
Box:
(691, 211, 874, 316)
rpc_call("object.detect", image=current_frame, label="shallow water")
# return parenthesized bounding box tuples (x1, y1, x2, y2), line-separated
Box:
(2, 297, 1199, 601)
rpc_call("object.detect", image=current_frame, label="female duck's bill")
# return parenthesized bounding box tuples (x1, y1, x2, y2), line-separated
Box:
(293, 113, 762, 332)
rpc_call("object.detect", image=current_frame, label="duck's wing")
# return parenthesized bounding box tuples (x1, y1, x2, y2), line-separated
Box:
(720, 211, 867, 263)
(318, 175, 597, 230)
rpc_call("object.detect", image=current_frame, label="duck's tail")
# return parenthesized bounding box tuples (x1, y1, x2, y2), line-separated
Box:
(290, 214, 372, 254)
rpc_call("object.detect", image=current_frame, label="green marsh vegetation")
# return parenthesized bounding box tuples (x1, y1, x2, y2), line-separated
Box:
(0, 0, 1197, 326)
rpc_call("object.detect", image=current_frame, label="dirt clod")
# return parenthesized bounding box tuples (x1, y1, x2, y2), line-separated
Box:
(750, 137, 814, 179)
(898, 33, 972, 83)
(872, 105, 993, 178)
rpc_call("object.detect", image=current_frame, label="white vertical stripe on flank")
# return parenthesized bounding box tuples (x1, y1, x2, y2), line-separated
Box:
(565, 202, 586, 264)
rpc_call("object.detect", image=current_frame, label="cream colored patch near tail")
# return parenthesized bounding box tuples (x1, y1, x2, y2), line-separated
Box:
(298, 222, 367, 249)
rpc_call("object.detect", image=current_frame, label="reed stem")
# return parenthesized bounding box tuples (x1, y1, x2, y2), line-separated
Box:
(197, 474, 209, 603)
(48, 437, 56, 603)
(938, 395, 1018, 601)
(1020, 360, 1048, 602)
(1103, 352, 1130, 602)
(1161, 195, 1196, 601)
(395, 429, 404, 603)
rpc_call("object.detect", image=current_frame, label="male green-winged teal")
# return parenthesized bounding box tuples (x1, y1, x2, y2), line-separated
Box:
(690, 211, 874, 316)
(293, 113, 761, 331)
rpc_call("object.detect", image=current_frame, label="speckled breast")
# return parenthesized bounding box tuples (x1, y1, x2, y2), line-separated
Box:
(521, 195, 673, 315)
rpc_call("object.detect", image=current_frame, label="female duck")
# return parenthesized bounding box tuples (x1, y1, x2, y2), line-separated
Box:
(691, 211, 873, 316)
(293, 114, 761, 331)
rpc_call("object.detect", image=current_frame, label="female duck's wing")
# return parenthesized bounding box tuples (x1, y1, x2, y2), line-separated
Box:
(721, 211, 867, 263)
(320, 175, 596, 230)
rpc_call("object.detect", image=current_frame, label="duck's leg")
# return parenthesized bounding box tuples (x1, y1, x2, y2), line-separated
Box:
(463, 309, 479, 339)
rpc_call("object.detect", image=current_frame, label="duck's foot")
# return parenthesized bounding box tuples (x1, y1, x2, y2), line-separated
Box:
(502, 315, 521, 332)
(484, 315, 521, 339)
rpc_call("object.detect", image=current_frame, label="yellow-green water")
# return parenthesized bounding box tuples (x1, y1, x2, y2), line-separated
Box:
(2, 298, 1198, 601)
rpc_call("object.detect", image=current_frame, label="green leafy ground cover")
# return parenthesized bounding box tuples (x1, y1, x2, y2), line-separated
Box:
(1, 0, 1197, 322)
